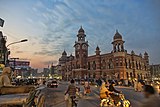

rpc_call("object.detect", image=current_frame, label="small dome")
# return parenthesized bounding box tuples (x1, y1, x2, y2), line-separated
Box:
(144, 52, 148, 56)
(62, 50, 67, 56)
(131, 50, 135, 55)
(114, 30, 122, 40)
(78, 26, 84, 33)
(139, 53, 142, 57)
(69, 54, 74, 60)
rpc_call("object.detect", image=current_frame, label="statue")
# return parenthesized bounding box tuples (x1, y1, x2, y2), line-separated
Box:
(0, 67, 12, 87)
(0, 67, 35, 95)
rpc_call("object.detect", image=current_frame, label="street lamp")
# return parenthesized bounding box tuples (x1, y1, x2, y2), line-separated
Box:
(5, 39, 28, 65)
(7, 39, 28, 47)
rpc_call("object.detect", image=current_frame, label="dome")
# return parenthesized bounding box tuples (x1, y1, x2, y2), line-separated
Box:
(114, 30, 122, 40)
(144, 52, 148, 56)
(139, 53, 142, 57)
(78, 26, 84, 33)
(131, 50, 135, 55)
(69, 54, 74, 60)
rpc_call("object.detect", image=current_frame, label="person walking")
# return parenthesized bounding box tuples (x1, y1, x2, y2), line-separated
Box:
(137, 81, 143, 92)
(65, 79, 77, 107)
(140, 85, 160, 107)
(134, 79, 138, 92)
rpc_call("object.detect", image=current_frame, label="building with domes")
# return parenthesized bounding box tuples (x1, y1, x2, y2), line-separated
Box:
(58, 27, 150, 81)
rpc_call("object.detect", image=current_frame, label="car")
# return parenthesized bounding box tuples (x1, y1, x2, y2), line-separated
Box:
(47, 80, 58, 88)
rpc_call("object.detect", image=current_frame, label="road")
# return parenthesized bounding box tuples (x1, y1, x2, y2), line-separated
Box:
(41, 81, 145, 107)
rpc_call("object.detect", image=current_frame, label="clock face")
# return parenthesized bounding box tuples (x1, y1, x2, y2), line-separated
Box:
(82, 44, 87, 49)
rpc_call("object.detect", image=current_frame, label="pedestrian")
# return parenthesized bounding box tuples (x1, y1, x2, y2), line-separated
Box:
(140, 85, 160, 107)
(153, 82, 160, 96)
(137, 81, 142, 92)
(65, 79, 77, 107)
(134, 79, 138, 92)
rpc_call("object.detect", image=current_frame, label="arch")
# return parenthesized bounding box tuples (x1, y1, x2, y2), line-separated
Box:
(130, 72, 133, 78)
(118, 43, 120, 51)
(92, 61, 96, 70)
(129, 59, 131, 69)
(88, 62, 90, 70)
(125, 59, 128, 68)
(139, 62, 141, 70)
(126, 72, 129, 79)
(102, 59, 106, 69)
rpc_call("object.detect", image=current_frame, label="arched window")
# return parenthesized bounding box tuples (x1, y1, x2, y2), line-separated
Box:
(88, 62, 90, 70)
(126, 72, 129, 79)
(139, 62, 141, 70)
(136, 61, 138, 69)
(102, 59, 106, 69)
(130, 72, 133, 78)
(125, 59, 128, 68)
(92, 61, 96, 70)
(129, 59, 131, 69)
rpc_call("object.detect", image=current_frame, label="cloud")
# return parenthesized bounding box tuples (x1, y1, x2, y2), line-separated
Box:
(1, 0, 160, 68)
(15, 51, 24, 53)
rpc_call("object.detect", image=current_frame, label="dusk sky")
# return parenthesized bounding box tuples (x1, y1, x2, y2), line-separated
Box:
(0, 0, 160, 71)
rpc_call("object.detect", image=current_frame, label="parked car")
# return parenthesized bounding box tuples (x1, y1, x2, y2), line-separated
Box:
(47, 80, 58, 88)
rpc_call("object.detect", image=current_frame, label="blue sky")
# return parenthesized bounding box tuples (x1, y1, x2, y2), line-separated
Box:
(0, 0, 160, 69)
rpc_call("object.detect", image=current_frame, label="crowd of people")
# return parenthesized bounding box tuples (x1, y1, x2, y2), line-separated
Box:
(65, 78, 160, 107)
(1, 66, 160, 107)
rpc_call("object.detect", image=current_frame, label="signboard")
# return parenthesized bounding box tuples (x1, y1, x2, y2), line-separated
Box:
(0, 18, 4, 27)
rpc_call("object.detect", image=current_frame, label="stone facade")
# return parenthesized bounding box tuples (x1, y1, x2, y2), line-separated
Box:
(58, 27, 150, 80)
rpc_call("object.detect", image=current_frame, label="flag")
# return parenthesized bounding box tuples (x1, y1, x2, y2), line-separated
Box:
(0, 18, 4, 27)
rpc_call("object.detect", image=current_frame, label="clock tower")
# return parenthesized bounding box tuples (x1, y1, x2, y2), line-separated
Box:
(74, 26, 88, 78)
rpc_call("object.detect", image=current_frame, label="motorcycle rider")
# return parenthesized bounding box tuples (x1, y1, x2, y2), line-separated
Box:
(108, 82, 121, 105)
(109, 81, 121, 93)
(100, 82, 111, 99)
(84, 80, 91, 95)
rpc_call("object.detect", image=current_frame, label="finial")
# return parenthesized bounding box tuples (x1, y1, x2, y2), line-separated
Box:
(116, 29, 118, 33)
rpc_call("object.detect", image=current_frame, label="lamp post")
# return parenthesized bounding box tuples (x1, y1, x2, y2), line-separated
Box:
(7, 39, 28, 47)
(5, 39, 28, 65)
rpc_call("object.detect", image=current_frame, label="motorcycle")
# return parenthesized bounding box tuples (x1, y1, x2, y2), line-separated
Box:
(100, 96, 115, 107)
(100, 93, 131, 107)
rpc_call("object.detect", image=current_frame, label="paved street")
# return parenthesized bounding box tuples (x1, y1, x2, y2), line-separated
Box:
(41, 81, 146, 107)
